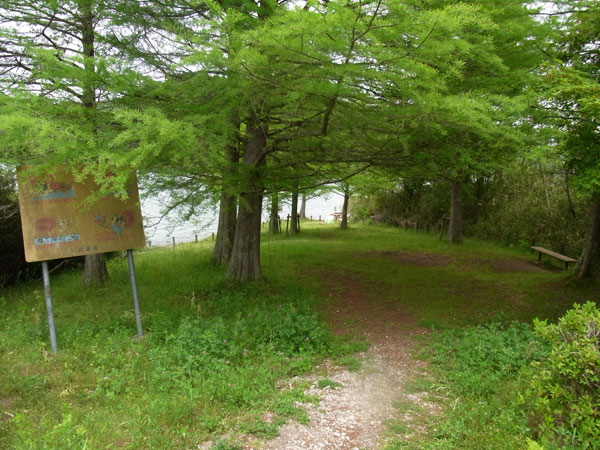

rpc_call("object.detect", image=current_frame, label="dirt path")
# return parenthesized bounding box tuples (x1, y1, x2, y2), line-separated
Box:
(234, 251, 556, 449)
(244, 268, 433, 450)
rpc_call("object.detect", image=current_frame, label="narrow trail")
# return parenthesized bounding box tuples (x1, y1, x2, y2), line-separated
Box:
(244, 267, 434, 450)
(237, 251, 555, 449)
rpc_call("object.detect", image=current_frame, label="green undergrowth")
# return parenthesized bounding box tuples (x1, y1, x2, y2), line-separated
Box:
(407, 321, 548, 449)
(1, 223, 598, 449)
(0, 241, 362, 449)
(383, 307, 600, 450)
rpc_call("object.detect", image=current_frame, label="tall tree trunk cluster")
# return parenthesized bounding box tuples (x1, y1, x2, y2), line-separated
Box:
(212, 142, 240, 265)
(215, 134, 314, 280)
(224, 113, 267, 282)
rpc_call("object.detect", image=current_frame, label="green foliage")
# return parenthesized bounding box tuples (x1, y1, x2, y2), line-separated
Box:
(540, 1, 600, 198)
(13, 410, 89, 450)
(395, 321, 549, 449)
(351, 161, 589, 258)
(525, 302, 600, 449)
(427, 321, 548, 398)
(2, 221, 598, 448)
(467, 163, 588, 257)
(317, 378, 342, 389)
(0, 170, 30, 286)
(210, 438, 242, 450)
(350, 181, 448, 227)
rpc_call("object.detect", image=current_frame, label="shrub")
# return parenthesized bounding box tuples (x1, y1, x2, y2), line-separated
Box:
(526, 302, 600, 449)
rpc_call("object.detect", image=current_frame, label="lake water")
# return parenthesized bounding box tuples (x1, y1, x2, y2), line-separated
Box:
(141, 192, 345, 247)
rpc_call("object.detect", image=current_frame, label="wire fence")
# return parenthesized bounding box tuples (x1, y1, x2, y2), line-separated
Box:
(145, 232, 214, 249)
(144, 215, 334, 249)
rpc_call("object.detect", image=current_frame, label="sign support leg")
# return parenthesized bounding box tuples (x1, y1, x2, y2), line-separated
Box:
(41, 261, 58, 353)
(127, 249, 144, 337)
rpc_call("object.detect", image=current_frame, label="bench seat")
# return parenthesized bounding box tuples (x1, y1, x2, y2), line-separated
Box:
(531, 246, 577, 269)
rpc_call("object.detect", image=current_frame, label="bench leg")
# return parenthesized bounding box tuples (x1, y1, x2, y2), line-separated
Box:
(538, 252, 542, 263)
(565, 261, 569, 270)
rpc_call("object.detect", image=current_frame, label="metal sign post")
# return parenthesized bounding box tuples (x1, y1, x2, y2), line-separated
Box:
(41, 261, 58, 353)
(127, 249, 144, 337)
(17, 166, 148, 350)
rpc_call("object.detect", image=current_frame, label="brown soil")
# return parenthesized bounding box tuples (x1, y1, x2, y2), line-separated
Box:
(360, 251, 451, 268)
(468, 257, 558, 273)
(490, 259, 557, 273)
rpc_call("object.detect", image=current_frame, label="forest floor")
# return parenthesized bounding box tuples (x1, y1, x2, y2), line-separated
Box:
(3, 225, 594, 449)
(241, 251, 557, 450)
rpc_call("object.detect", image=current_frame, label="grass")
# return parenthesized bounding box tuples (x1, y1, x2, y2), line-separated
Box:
(317, 378, 342, 389)
(1, 221, 598, 449)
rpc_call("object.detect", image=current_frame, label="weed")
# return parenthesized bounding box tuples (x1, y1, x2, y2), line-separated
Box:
(317, 378, 342, 389)
(338, 356, 362, 372)
(393, 321, 549, 449)
(1, 224, 597, 448)
(392, 400, 423, 414)
(210, 437, 242, 450)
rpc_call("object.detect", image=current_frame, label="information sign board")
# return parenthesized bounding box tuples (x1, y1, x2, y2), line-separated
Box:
(17, 166, 146, 262)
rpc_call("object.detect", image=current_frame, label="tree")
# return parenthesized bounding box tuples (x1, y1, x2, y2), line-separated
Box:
(0, 1, 212, 281)
(299, 194, 307, 219)
(0, 1, 115, 284)
(217, 0, 507, 280)
(540, 1, 600, 278)
(339, 182, 352, 230)
(434, 0, 545, 243)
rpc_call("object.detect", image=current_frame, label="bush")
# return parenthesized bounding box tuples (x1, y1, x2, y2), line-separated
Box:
(526, 302, 600, 449)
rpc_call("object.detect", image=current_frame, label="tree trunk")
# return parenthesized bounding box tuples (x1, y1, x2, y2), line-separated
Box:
(299, 194, 307, 219)
(226, 113, 266, 282)
(341, 188, 350, 229)
(81, 3, 108, 285)
(268, 193, 280, 234)
(448, 181, 463, 243)
(290, 188, 299, 235)
(565, 170, 577, 220)
(576, 198, 600, 279)
(212, 188, 237, 265)
(213, 142, 240, 265)
(83, 253, 108, 286)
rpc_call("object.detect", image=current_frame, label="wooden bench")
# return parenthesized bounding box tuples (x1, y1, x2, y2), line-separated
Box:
(531, 246, 577, 270)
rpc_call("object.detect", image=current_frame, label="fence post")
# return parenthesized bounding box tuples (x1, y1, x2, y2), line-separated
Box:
(286, 214, 290, 235)
(195, 234, 198, 243)
(172, 236, 175, 249)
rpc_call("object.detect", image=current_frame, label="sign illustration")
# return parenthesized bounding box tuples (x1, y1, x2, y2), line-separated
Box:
(17, 166, 146, 262)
